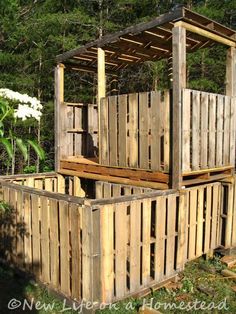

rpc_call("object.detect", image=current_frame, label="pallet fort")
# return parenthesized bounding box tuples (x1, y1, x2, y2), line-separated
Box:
(0, 7, 236, 312)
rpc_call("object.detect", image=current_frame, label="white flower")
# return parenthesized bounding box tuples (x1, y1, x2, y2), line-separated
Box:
(0, 88, 42, 121)
(14, 104, 42, 121)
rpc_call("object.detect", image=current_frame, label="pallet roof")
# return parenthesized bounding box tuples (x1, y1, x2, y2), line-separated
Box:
(56, 7, 236, 73)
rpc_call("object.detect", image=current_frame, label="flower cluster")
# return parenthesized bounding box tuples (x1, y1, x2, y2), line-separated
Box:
(0, 88, 43, 121)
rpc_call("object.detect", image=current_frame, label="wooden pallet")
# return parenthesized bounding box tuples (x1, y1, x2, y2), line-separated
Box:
(182, 166, 233, 186)
(60, 158, 169, 189)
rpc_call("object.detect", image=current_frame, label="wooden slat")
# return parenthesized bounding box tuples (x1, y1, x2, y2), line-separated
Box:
(196, 187, 204, 257)
(150, 91, 160, 170)
(108, 96, 118, 166)
(118, 95, 127, 167)
(231, 182, 236, 246)
(31, 194, 41, 277)
(188, 189, 197, 260)
(211, 184, 220, 248)
(200, 92, 208, 168)
(130, 200, 141, 292)
(192, 91, 200, 170)
(155, 196, 166, 281)
(70, 204, 81, 299)
(100, 204, 114, 302)
(74, 106, 82, 155)
(129, 93, 139, 168)
(59, 200, 70, 296)
(229, 97, 235, 165)
(41, 196, 50, 283)
(163, 90, 170, 172)
(49, 199, 59, 288)
(223, 96, 230, 165)
(216, 95, 224, 166)
(182, 89, 191, 172)
(208, 94, 216, 167)
(16, 190, 24, 267)
(139, 92, 149, 169)
(100, 97, 109, 165)
(66, 106, 74, 156)
(23, 193, 32, 271)
(224, 184, 233, 248)
(115, 202, 127, 298)
(82, 206, 93, 301)
(176, 192, 187, 270)
(204, 185, 212, 253)
(142, 198, 151, 286)
(166, 195, 176, 276)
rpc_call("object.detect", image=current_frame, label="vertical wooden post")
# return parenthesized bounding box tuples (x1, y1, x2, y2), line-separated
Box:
(172, 26, 186, 189)
(55, 63, 65, 172)
(226, 47, 236, 171)
(97, 48, 106, 164)
(226, 47, 236, 97)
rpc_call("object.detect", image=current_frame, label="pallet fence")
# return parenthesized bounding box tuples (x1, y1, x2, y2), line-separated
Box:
(100, 90, 170, 172)
(0, 175, 235, 306)
(182, 89, 236, 172)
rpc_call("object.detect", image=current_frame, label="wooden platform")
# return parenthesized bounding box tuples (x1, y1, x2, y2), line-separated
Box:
(59, 157, 234, 189)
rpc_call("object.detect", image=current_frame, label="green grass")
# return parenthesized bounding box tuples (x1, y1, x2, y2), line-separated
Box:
(1, 256, 236, 313)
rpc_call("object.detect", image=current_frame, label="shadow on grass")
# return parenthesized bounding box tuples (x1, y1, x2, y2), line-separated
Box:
(0, 201, 38, 313)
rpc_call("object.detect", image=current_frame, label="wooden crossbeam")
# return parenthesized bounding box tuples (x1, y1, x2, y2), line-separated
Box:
(175, 21, 236, 47)
(59, 168, 168, 190)
(60, 160, 169, 183)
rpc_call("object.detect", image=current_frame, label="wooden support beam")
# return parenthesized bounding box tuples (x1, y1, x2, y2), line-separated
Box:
(55, 63, 65, 172)
(59, 169, 168, 190)
(175, 21, 236, 47)
(97, 48, 106, 164)
(172, 26, 186, 189)
(226, 47, 236, 96)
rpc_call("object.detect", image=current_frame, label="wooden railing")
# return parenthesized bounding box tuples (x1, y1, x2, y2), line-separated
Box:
(182, 89, 236, 172)
(100, 90, 170, 172)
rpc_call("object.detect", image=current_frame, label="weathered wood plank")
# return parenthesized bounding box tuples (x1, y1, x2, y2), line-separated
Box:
(216, 95, 224, 167)
(118, 95, 127, 167)
(115, 202, 127, 298)
(59, 200, 70, 296)
(200, 92, 209, 168)
(109, 96, 118, 166)
(142, 198, 151, 286)
(182, 89, 191, 172)
(192, 91, 200, 170)
(129, 93, 139, 168)
(70, 204, 81, 300)
(130, 200, 141, 292)
(41, 196, 50, 283)
(100, 97, 109, 165)
(208, 94, 216, 167)
(150, 91, 160, 170)
(49, 199, 59, 288)
(100, 204, 114, 303)
(139, 92, 149, 169)
(155, 196, 166, 282)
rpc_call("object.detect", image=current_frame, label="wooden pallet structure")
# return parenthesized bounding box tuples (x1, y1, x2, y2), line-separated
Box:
(0, 7, 236, 313)
(55, 7, 236, 190)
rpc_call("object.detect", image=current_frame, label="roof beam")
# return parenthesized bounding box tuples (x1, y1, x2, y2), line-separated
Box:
(175, 21, 236, 47)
